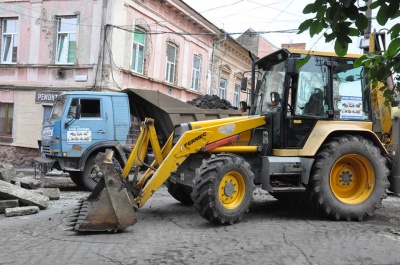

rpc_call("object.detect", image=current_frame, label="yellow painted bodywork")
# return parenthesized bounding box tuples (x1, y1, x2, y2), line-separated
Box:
(287, 49, 362, 59)
(123, 116, 266, 208)
(371, 84, 392, 141)
(273, 120, 387, 156)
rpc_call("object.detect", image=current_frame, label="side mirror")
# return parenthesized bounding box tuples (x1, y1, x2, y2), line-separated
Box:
(287, 58, 298, 75)
(240, 77, 248, 92)
(240, 101, 249, 113)
(270, 92, 281, 106)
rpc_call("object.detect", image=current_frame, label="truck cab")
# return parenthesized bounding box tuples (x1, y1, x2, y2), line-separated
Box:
(38, 91, 131, 190)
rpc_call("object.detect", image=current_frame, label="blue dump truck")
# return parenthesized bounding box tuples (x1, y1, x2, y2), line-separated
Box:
(35, 89, 243, 191)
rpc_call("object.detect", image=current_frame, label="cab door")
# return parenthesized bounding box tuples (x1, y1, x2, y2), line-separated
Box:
(61, 96, 112, 157)
(284, 55, 329, 148)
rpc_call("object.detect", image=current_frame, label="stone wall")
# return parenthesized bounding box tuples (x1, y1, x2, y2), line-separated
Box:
(0, 146, 40, 166)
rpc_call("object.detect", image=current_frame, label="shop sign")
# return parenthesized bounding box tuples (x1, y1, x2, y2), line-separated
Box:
(35, 91, 62, 103)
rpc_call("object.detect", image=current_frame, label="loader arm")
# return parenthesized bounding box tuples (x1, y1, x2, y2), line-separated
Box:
(131, 115, 267, 208)
(68, 115, 266, 232)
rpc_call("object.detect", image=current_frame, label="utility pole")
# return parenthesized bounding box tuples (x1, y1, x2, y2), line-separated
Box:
(362, 0, 372, 54)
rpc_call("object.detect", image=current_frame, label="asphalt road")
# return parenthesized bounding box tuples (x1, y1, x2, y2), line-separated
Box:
(1, 182, 400, 265)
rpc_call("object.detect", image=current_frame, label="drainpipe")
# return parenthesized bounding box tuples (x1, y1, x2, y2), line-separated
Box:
(209, 34, 227, 95)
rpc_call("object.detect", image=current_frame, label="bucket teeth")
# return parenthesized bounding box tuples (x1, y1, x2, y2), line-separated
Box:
(65, 152, 137, 233)
(69, 214, 80, 218)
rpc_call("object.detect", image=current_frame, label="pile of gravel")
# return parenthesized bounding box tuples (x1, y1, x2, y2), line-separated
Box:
(187, 94, 238, 110)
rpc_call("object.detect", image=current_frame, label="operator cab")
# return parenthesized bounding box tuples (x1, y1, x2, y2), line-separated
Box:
(247, 49, 370, 150)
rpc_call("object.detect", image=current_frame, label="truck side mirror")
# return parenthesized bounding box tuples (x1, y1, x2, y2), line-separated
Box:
(240, 77, 248, 92)
(75, 104, 81, 119)
(271, 92, 281, 106)
(287, 58, 298, 75)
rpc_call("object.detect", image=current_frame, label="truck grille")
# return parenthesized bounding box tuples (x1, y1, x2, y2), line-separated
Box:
(42, 144, 51, 155)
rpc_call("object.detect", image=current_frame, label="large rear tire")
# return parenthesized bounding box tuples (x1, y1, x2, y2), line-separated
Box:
(191, 154, 255, 224)
(311, 135, 390, 221)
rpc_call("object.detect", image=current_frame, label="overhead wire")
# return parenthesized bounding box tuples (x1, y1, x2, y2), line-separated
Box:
(259, 0, 296, 31)
(0, 4, 102, 28)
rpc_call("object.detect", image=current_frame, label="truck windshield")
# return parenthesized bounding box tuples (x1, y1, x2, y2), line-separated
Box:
(49, 95, 66, 121)
(254, 60, 286, 115)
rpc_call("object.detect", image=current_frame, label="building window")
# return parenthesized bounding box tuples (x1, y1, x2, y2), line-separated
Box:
(233, 84, 240, 107)
(1, 18, 18, 64)
(219, 78, 227, 99)
(0, 103, 13, 136)
(132, 29, 145, 74)
(56, 16, 77, 64)
(191, 55, 201, 91)
(165, 43, 176, 84)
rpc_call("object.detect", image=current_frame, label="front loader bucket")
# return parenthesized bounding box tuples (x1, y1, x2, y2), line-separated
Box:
(66, 151, 137, 232)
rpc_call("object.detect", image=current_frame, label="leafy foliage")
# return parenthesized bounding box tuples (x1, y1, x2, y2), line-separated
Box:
(299, 0, 400, 104)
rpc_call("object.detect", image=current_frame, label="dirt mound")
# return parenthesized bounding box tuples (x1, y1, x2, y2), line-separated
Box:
(187, 94, 237, 110)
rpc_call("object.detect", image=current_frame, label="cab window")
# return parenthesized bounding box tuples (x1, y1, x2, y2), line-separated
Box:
(295, 56, 328, 117)
(67, 98, 101, 118)
(332, 59, 369, 120)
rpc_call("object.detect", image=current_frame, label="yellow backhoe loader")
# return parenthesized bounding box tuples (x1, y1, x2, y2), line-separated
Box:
(66, 47, 399, 232)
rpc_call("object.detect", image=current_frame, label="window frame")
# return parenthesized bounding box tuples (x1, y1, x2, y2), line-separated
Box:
(131, 28, 146, 74)
(165, 43, 177, 84)
(55, 16, 78, 65)
(1, 18, 18, 64)
(191, 54, 201, 91)
(219, 78, 227, 99)
(233, 83, 240, 107)
(0, 102, 13, 136)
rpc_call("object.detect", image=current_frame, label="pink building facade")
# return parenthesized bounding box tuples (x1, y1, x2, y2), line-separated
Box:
(0, 0, 277, 165)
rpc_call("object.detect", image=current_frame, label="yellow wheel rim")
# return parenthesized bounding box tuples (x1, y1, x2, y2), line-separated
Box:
(330, 154, 375, 205)
(218, 171, 246, 209)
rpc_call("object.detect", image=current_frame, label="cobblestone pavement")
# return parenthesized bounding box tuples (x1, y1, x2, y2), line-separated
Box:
(1, 183, 400, 265)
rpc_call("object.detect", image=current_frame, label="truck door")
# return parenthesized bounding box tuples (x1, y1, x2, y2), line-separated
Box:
(62, 96, 113, 157)
(284, 55, 329, 148)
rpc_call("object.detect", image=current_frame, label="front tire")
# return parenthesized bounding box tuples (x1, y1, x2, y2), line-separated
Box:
(82, 155, 102, 191)
(191, 154, 255, 224)
(311, 135, 390, 221)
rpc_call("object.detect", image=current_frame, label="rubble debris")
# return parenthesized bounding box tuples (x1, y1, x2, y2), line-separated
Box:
(5, 206, 40, 217)
(39, 188, 60, 200)
(0, 163, 17, 182)
(43, 176, 77, 189)
(0, 180, 49, 209)
(11, 176, 41, 190)
(187, 94, 238, 110)
(0, 199, 19, 214)
(32, 190, 44, 195)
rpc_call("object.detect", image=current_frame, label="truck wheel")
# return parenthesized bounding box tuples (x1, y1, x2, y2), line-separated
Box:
(311, 135, 390, 221)
(191, 154, 255, 224)
(82, 155, 102, 191)
(68, 171, 84, 187)
(165, 179, 194, 205)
